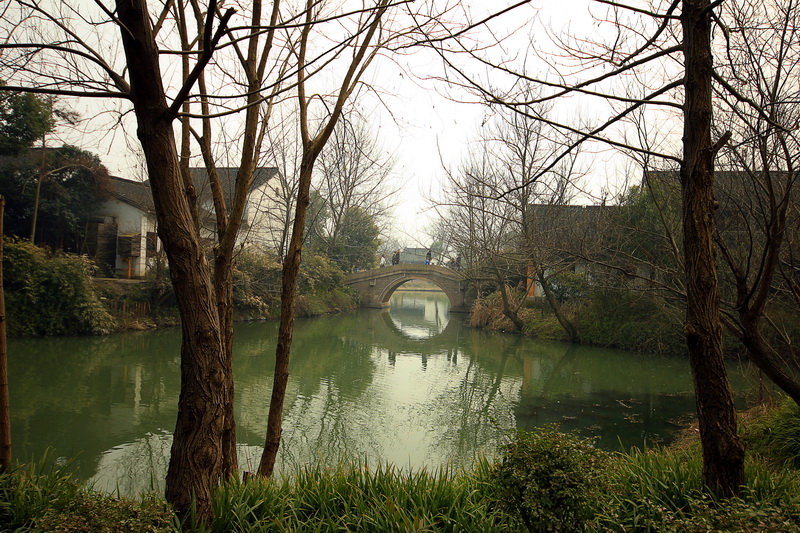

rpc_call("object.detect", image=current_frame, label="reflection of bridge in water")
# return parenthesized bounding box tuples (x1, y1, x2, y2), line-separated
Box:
(345, 264, 475, 312)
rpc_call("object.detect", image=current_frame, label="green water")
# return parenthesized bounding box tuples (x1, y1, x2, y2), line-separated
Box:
(8, 290, 754, 495)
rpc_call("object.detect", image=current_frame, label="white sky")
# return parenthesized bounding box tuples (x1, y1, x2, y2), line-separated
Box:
(52, 0, 643, 246)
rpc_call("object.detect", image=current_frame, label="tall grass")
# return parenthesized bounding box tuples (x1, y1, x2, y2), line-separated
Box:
(4, 410, 800, 532)
(595, 445, 800, 532)
(742, 398, 800, 468)
(0, 452, 177, 532)
(0, 451, 81, 529)
(204, 459, 520, 533)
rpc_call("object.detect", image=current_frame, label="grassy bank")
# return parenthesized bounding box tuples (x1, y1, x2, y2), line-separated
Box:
(2, 240, 360, 336)
(471, 290, 691, 357)
(3, 399, 800, 532)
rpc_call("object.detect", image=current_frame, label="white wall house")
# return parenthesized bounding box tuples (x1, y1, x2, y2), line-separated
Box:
(92, 168, 283, 278)
(189, 167, 285, 252)
(92, 176, 158, 278)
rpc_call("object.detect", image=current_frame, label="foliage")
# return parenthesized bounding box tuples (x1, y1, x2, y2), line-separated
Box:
(298, 252, 347, 294)
(0, 144, 111, 251)
(232, 249, 283, 318)
(2, 239, 113, 336)
(741, 398, 800, 468)
(328, 206, 381, 272)
(0, 454, 177, 532)
(548, 270, 590, 303)
(594, 445, 800, 532)
(302, 189, 330, 253)
(611, 182, 682, 271)
(0, 89, 53, 156)
(205, 459, 518, 533)
(491, 425, 608, 532)
(232, 248, 358, 319)
(577, 290, 685, 356)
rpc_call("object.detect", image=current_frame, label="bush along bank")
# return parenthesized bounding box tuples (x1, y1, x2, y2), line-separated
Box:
(2, 241, 360, 337)
(3, 399, 800, 532)
(469, 288, 732, 357)
(2, 239, 114, 337)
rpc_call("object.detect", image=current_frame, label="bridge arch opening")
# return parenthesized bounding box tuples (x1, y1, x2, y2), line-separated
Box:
(379, 277, 451, 307)
(385, 289, 451, 340)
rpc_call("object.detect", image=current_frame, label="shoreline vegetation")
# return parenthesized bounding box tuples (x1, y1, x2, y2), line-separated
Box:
(2, 241, 360, 338)
(1, 400, 799, 532)
(4, 247, 799, 530)
(470, 289, 741, 359)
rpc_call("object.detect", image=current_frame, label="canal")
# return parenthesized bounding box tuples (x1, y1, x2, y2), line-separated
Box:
(8, 289, 754, 495)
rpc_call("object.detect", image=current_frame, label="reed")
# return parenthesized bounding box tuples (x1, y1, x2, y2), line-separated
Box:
(595, 445, 800, 532)
(205, 459, 520, 532)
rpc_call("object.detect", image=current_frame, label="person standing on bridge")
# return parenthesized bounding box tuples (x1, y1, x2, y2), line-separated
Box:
(380, 254, 387, 268)
(425, 249, 432, 265)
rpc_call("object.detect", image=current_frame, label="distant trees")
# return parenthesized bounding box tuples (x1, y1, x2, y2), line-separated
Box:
(0, 90, 110, 251)
(0, 146, 111, 251)
(432, 0, 756, 496)
(438, 95, 585, 338)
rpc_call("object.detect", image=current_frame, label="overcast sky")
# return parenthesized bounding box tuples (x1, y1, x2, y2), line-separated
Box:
(52, 1, 629, 247)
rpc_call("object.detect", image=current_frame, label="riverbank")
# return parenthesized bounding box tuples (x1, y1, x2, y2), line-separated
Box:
(469, 290, 736, 358)
(91, 276, 360, 334)
(3, 399, 799, 532)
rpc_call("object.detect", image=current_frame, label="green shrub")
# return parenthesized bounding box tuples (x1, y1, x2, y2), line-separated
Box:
(3, 239, 113, 336)
(298, 253, 346, 294)
(742, 398, 800, 468)
(232, 249, 283, 318)
(491, 425, 608, 532)
(577, 290, 684, 355)
(0, 453, 176, 532)
(33, 493, 177, 533)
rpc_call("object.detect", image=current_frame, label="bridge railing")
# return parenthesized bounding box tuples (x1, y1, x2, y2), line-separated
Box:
(344, 263, 463, 281)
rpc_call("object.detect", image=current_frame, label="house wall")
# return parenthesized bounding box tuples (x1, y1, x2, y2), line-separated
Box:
(242, 181, 287, 253)
(95, 199, 158, 278)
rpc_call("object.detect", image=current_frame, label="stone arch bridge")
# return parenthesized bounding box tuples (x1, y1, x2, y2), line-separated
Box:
(345, 264, 474, 312)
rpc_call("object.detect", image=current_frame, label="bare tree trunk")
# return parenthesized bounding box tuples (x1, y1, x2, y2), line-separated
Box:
(738, 315, 800, 405)
(0, 197, 10, 472)
(258, 159, 315, 476)
(116, 0, 227, 522)
(681, 0, 744, 498)
(494, 270, 525, 332)
(537, 269, 579, 343)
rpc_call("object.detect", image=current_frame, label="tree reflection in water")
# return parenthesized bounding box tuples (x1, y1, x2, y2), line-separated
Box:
(8, 289, 755, 495)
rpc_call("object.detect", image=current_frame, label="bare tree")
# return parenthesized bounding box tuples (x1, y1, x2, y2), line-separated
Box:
(438, 95, 585, 338)
(711, 0, 800, 404)
(430, 0, 757, 496)
(0, 0, 543, 518)
(316, 109, 399, 265)
(0, 197, 9, 472)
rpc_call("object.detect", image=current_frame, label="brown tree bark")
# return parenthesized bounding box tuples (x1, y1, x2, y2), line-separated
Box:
(116, 0, 229, 522)
(536, 268, 579, 343)
(494, 270, 526, 332)
(257, 158, 315, 477)
(257, 0, 391, 476)
(680, 0, 744, 498)
(0, 197, 10, 472)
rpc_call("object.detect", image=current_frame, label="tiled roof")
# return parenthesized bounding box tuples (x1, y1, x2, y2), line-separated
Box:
(109, 167, 280, 212)
(108, 175, 154, 212)
(188, 167, 279, 210)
